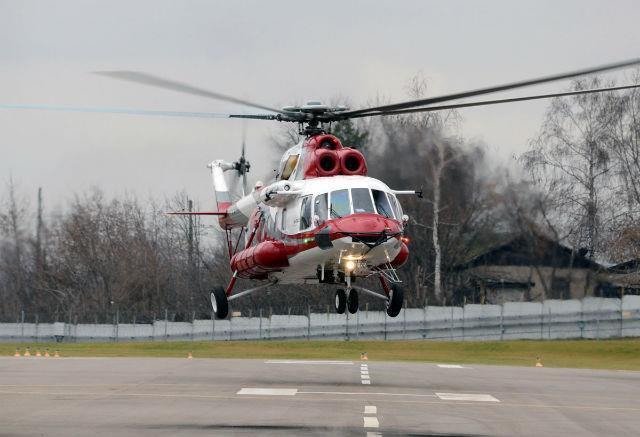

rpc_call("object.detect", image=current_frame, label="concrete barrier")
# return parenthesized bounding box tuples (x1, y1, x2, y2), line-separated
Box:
(2, 296, 639, 343)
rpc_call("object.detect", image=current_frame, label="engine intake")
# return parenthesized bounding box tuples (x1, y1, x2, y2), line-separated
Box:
(339, 149, 367, 176)
(314, 149, 340, 177)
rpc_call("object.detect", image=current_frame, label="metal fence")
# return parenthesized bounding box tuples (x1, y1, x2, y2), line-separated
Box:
(1, 296, 639, 342)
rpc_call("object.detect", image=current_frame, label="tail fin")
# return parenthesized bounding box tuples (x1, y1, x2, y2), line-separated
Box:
(208, 160, 235, 214)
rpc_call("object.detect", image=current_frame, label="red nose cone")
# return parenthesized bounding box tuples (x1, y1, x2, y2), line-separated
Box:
(331, 213, 401, 235)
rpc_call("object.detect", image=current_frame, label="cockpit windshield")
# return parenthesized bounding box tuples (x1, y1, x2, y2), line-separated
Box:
(372, 189, 393, 218)
(330, 189, 350, 218)
(351, 188, 375, 214)
(318, 188, 397, 220)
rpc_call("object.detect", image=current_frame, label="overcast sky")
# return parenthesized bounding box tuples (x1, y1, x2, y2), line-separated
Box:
(1, 0, 640, 210)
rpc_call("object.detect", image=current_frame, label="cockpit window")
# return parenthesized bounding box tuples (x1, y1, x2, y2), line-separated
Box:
(300, 195, 312, 230)
(351, 188, 375, 214)
(372, 189, 394, 218)
(330, 189, 350, 218)
(389, 194, 403, 219)
(280, 154, 299, 180)
(314, 193, 328, 221)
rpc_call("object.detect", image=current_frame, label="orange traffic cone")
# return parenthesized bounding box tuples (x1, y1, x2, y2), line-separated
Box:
(14, 348, 20, 358)
(187, 351, 193, 360)
(44, 349, 50, 358)
(535, 356, 543, 367)
(361, 352, 368, 361)
(24, 347, 31, 357)
(35, 349, 42, 357)
(53, 350, 60, 358)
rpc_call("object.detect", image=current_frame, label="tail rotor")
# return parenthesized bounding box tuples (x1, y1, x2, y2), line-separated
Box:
(229, 121, 251, 199)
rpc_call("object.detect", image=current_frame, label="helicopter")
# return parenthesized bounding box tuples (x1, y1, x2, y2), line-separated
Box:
(5, 59, 640, 319)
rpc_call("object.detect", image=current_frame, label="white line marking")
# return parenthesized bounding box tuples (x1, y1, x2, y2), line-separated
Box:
(364, 405, 377, 414)
(361, 380, 371, 385)
(363, 416, 379, 428)
(437, 364, 467, 368)
(361, 371, 369, 375)
(299, 390, 437, 398)
(265, 360, 353, 365)
(436, 392, 499, 402)
(237, 388, 297, 396)
(361, 374, 370, 380)
(367, 433, 383, 437)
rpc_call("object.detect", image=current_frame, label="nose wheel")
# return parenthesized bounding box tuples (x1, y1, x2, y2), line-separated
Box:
(335, 289, 347, 314)
(211, 286, 229, 319)
(347, 289, 359, 314)
(335, 288, 359, 314)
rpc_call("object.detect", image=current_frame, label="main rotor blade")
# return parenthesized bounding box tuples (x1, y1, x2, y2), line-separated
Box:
(340, 58, 640, 118)
(96, 71, 285, 114)
(346, 84, 640, 119)
(241, 120, 247, 159)
(0, 103, 279, 120)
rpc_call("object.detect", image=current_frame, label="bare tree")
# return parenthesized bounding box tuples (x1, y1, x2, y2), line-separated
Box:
(521, 77, 620, 263)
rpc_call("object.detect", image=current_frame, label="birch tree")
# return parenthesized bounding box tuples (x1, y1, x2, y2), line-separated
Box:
(521, 77, 619, 261)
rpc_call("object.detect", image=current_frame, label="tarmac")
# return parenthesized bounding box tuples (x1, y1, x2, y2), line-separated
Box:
(1, 355, 639, 436)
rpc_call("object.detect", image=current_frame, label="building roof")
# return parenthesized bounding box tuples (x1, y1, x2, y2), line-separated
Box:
(608, 259, 640, 273)
(455, 233, 602, 271)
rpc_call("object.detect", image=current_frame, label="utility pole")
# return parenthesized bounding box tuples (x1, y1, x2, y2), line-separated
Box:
(36, 187, 43, 270)
(187, 199, 194, 268)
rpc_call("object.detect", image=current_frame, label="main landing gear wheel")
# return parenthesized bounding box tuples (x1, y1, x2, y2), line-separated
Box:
(347, 289, 359, 314)
(335, 289, 347, 314)
(386, 283, 404, 318)
(211, 286, 229, 319)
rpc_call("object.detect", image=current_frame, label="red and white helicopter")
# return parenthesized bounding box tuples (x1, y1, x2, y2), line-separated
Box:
(6, 59, 640, 319)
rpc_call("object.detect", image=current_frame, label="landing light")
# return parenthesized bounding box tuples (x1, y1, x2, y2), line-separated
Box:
(345, 260, 356, 272)
(401, 236, 410, 244)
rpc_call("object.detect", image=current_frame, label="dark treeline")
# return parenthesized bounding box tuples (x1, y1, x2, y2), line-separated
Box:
(1, 76, 639, 322)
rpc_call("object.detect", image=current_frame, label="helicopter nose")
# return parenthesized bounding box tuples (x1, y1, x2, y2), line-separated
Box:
(330, 213, 401, 235)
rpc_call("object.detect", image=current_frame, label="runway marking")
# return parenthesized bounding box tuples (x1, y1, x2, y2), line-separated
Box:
(437, 364, 467, 369)
(436, 392, 499, 402)
(298, 390, 437, 398)
(265, 360, 353, 365)
(367, 433, 383, 437)
(360, 363, 371, 385)
(1, 389, 639, 413)
(237, 388, 297, 396)
(364, 405, 377, 414)
(363, 416, 379, 428)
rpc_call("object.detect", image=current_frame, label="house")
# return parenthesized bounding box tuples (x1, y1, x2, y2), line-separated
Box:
(449, 233, 603, 305)
(598, 259, 640, 297)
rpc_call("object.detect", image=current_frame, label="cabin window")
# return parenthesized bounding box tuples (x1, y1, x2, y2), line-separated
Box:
(314, 193, 328, 222)
(300, 195, 312, 230)
(351, 188, 375, 214)
(330, 189, 351, 218)
(281, 208, 287, 231)
(372, 189, 394, 218)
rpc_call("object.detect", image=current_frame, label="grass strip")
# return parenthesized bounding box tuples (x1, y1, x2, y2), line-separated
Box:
(2, 339, 639, 370)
